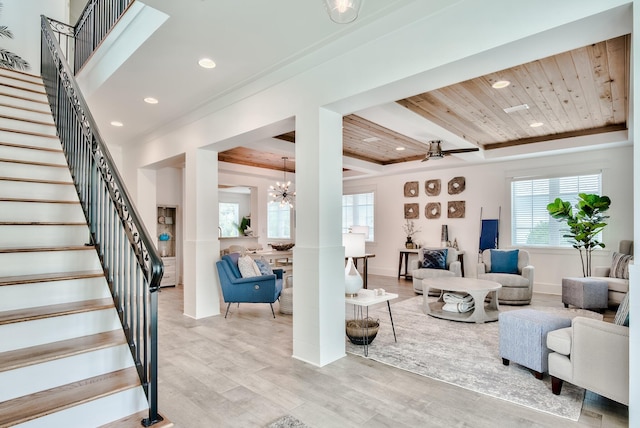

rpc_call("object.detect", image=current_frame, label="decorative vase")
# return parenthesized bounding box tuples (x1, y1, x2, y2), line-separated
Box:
(405, 237, 413, 249)
(344, 257, 363, 297)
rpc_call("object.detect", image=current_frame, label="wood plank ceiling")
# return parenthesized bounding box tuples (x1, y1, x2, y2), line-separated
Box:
(218, 35, 629, 172)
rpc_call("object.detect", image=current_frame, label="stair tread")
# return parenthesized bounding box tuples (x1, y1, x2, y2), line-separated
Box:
(0, 197, 80, 204)
(0, 91, 48, 105)
(0, 176, 72, 185)
(0, 244, 95, 253)
(0, 297, 114, 325)
(0, 126, 58, 139)
(0, 141, 62, 152)
(0, 102, 50, 115)
(0, 157, 66, 167)
(100, 411, 174, 428)
(0, 270, 104, 286)
(0, 330, 126, 373)
(0, 82, 46, 96)
(0, 366, 140, 427)
(0, 113, 55, 127)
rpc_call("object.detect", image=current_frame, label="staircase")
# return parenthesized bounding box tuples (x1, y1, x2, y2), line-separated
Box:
(0, 69, 170, 427)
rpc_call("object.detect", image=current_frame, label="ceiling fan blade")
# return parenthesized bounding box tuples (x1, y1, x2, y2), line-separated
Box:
(421, 153, 431, 162)
(442, 147, 480, 155)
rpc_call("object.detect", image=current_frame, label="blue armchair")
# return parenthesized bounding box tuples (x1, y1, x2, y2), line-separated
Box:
(215, 253, 283, 318)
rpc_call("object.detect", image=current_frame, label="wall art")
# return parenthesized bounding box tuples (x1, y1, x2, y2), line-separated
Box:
(447, 200, 466, 218)
(448, 176, 466, 195)
(425, 179, 441, 196)
(404, 181, 419, 197)
(425, 202, 441, 219)
(404, 203, 419, 219)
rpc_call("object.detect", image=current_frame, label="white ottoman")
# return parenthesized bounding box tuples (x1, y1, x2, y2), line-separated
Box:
(279, 285, 293, 315)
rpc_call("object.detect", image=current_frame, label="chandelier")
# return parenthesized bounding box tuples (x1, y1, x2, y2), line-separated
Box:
(323, 0, 363, 24)
(269, 157, 295, 208)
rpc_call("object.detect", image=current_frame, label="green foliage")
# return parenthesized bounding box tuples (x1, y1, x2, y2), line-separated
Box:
(547, 193, 611, 276)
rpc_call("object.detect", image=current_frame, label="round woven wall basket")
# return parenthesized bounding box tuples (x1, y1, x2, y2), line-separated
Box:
(346, 318, 379, 345)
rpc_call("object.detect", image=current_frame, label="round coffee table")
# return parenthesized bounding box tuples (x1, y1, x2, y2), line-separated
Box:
(422, 277, 502, 323)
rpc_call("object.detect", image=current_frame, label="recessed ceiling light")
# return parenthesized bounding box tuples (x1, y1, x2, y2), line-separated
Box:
(110, 121, 123, 127)
(363, 136, 381, 143)
(198, 58, 216, 69)
(530, 122, 544, 128)
(492, 80, 511, 89)
(396, 146, 406, 151)
(144, 97, 158, 104)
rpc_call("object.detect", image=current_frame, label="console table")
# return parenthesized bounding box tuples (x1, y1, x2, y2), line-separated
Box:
(398, 248, 466, 279)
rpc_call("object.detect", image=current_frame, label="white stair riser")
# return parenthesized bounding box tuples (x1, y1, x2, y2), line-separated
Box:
(15, 386, 148, 428)
(0, 201, 85, 222)
(0, 277, 110, 312)
(0, 75, 45, 93)
(0, 130, 59, 148)
(0, 161, 72, 182)
(0, 180, 78, 201)
(0, 344, 134, 402)
(0, 145, 66, 165)
(0, 250, 102, 277)
(0, 105, 53, 124)
(0, 309, 121, 353)
(0, 85, 47, 102)
(0, 118, 57, 137)
(0, 225, 90, 248)
(0, 94, 49, 113)
(0, 180, 77, 201)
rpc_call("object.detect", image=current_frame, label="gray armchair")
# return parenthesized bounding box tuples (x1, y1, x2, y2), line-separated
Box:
(547, 316, 629, 405)
(589, 240, 633, 306)
(477, 249, 534, 305)
(411, 247, 461, 294)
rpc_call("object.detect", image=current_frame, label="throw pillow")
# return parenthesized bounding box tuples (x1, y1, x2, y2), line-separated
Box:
(610, 252, 633, 280)
(490, 249, 519, 274)
(614, 292, 630, 327)
(421, 248, 448, 269)
(254, 258, 273, 276)
(237, 255, 261, 278)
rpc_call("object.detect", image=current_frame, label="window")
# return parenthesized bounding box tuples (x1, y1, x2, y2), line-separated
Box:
(342, 191, 374, 241)
(511, 173, 601, 247)
(267, 202, 291, 239)
(219, 202, 239, 237)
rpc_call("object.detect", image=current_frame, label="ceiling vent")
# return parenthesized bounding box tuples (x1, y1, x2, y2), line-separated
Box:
(503, 103, 529, 114)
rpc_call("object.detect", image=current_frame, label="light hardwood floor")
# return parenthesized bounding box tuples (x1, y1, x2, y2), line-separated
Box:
(156, 276, 628, 427)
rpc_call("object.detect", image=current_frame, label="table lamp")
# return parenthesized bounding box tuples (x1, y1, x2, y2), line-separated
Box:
(343, 232, 366, 297)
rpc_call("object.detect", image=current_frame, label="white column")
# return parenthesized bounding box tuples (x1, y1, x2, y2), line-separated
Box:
(183, 148, 220, 319)
(629, 1, 639, 423)
(292, 106, 345, 366)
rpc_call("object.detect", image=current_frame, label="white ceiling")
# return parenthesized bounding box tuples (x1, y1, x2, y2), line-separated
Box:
(76, 0, 632, 179)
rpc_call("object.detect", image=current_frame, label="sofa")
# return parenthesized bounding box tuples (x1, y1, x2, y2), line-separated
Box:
(215, 253, 283, 318)
(546, 293, 630, 405)
(588, 240, 633, 306)
(477, 249, 534, 305)
(410, 247, 461, 294)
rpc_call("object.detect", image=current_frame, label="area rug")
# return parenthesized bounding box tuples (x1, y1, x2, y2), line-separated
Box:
(346, 296, 603, 421)
(266, 414, 310, 428)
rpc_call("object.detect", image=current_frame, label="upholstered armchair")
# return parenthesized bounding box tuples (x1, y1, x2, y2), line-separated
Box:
(589, 240, 633, 306)
(477, 249, 534, 305)
(215, 253, 283, 318)
(410, 247, 461, 294)
(546, 300, 629, 405)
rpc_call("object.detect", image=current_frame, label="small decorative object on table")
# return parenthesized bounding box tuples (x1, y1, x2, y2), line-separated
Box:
(270, 242, 295, 251)
(403, 219, 420, 249)
(346, 318, 379, 345)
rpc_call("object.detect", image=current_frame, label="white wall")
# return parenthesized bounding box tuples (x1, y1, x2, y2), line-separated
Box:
(3, 0, 68, 73)
(344, 145, 633, 295)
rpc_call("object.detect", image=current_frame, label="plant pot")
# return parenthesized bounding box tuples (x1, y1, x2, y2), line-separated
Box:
(346, 318, 379, 345)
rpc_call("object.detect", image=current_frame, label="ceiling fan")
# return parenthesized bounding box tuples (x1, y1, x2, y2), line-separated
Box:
(421, 140, 480, 162)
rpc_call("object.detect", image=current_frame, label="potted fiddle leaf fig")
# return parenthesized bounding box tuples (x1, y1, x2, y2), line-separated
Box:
(547, 193, 611, 277)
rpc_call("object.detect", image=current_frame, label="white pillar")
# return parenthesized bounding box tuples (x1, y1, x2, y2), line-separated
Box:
(183, 148, 220, 319)
(292, 106, 345, 366)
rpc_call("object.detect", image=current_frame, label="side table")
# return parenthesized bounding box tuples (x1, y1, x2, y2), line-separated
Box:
(345, 293, 398, 356)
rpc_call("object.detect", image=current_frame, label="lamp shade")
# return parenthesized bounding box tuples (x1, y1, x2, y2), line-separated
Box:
(350, 225, 370, 241)
(323, 0, 362, 24)
(343, 233, 366, 258)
